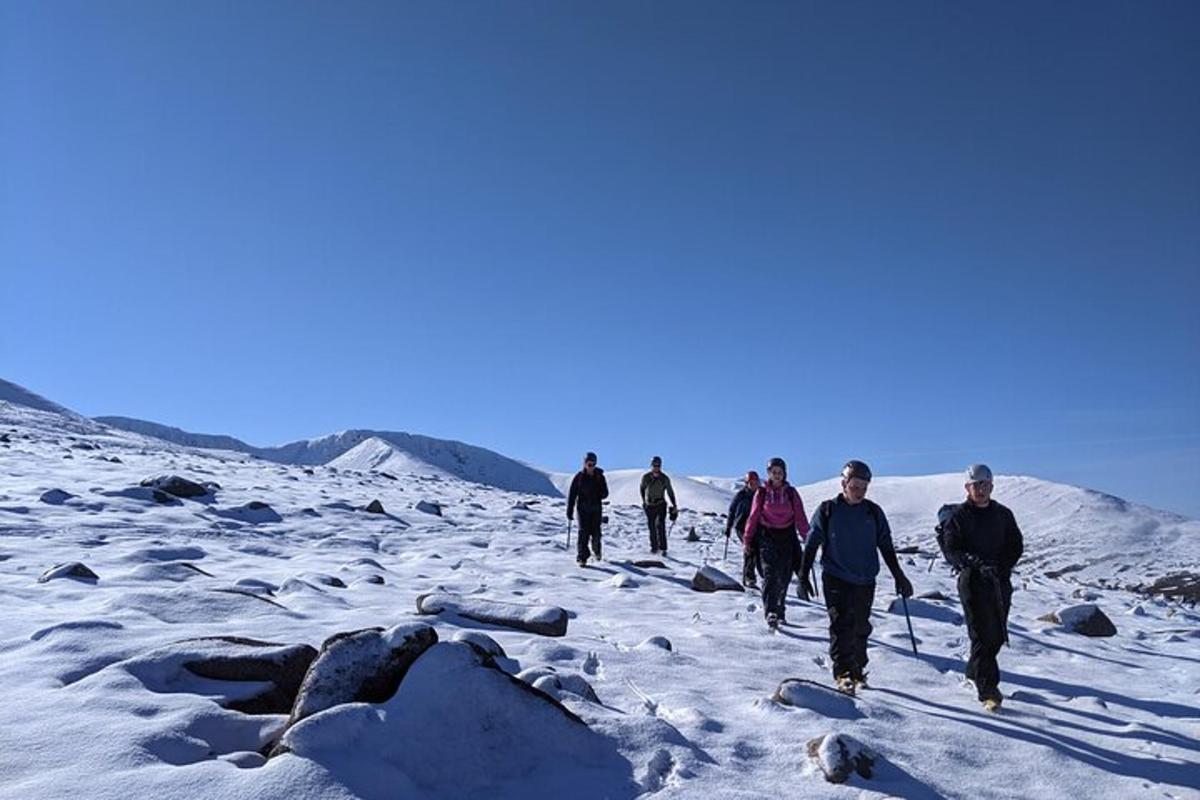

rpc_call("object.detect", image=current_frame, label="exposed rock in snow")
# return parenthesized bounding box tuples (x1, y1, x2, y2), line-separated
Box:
(691, 565, 742, 592)
(887, 597, 963, 625)
(807, 732, 875, 783)
(636, 636, 673, 652)
(1040, 604, 1118, 637)
(416, 500, 442, 516)
(39, 488, 75, 505)
(532, 672, 601, 704)
(140, 475, 212, 498)
(364, 499, 385, 514)
(181, 636, 319, 714)
(283, 623, 439, 734)
(416, 592, 569, 637)
(38, 562, 99, 583)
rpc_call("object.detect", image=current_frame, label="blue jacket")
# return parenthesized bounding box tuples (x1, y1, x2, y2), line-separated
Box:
(726, 487, 755, 534)
(803, 495, 895, 586)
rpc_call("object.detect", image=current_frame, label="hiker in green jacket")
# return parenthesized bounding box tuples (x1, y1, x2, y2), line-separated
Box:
(640, 456, 678, 555)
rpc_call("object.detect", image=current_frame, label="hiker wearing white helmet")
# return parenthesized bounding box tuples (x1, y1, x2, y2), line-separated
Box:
(938, 464, 1024, 711)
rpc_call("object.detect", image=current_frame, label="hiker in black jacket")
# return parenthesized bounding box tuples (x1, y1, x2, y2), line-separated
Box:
(567, 452, 609, 566)
(940, 464, 1024, 710)
(724, 471, 761, 587)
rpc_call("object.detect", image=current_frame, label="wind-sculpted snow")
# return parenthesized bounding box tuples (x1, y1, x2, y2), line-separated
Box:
(0, 387, 1198, 799)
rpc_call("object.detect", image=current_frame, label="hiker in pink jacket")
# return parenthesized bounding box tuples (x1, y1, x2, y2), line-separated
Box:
(743, 456, 810, 630)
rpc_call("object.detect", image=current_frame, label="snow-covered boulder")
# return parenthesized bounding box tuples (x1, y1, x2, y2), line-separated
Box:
(139, 475, 212, 498)
(38, 561, 98, 583)
(213, 501, 282, 524)
(691, 565, 742, 592)
(274, 642, 634, 796)
(452, 631, 506, 659)
(283, 623, 439, 733)
(416, 592, 569, 637)
(807, 733, 876, 783)
(773, 680, 863, 720)
(636, 636, 673, 652)
(532, 672, 601, 704)
(1040, 604, 1118, 637)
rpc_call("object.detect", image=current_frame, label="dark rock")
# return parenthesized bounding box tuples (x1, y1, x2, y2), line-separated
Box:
(39, 489, 76, 505)
(278, 624, 439, 740)
(378, 472, 397, 481)
(310, 574, 347, 589)
(685, 527, 700, 542)
(183, 637, 318, 715)
(1040, 604, 1118, 637)
(632, 560, 668, 569)
(140, 475, 211, 498)
(1142, 573, 1200, 604)
(416, 500, 443, 516)
(151, 488, 177, 505)
(894, 545, 920, 554)
(70, 442, 98, 450)
(38, 562, 99, 583)
(807, 733, 875, 783)
(365, 499, 386, 514)
(691, 565, 742, 592)
(635, 636, 672, 651)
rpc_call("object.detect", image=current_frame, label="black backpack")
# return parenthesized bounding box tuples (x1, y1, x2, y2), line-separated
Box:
(934, 502, 962, 572)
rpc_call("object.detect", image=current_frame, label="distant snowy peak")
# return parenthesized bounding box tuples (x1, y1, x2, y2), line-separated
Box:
(326, 436, 454, 480)
(0, 378, 86, 420)
(94, 416, 253, 453)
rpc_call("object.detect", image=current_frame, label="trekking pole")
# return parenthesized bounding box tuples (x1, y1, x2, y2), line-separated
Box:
(991, 573, 1010, 647)
(566, 519, 572, 550)
(900, 596, 919, 656)
(722, 534, 730, 561)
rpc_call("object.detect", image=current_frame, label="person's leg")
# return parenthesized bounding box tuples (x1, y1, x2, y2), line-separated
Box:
(759, 530, 785, 618)
(653, 505, 668, 552)
(959, 570, 1003, 699)
(851, 582, 876, 680)
(576, 515, 591, 564)
(581, 510, 602, 560)
(823, 572, 855, 679)
(644, 505, 658, 552)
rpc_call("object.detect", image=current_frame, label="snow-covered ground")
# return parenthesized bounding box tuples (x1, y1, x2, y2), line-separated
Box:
(0, 392, 1197, 799)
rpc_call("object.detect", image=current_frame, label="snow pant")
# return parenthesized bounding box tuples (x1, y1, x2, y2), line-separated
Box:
(645, 503, 668, 552)
(576, 508, 602, 563)
(958, 568, 1012, 699)
(737, 525, 758, 585)
(758, 526, 797, 620)
(823, 572, 876, 680)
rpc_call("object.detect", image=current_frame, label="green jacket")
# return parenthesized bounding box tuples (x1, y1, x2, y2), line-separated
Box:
(640, 471, 677, 507)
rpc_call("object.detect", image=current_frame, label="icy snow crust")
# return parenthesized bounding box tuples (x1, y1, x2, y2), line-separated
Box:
(0, 397, 1198, 799)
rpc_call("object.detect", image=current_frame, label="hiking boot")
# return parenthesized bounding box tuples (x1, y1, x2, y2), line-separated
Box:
(853, 671, 870, 689)
(835, 674, 857, 695)
(766, 612, 779, 631)
(577, 559, 587, 568)
(981, 690, 1003, 711)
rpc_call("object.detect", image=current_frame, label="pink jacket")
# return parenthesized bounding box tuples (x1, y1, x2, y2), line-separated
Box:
(743, 482, 810, 551)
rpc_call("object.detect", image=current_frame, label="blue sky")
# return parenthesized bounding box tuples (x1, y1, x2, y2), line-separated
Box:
(3, 1, 1198, 517)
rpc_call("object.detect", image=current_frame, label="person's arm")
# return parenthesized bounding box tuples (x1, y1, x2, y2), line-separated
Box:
(639, 474, 649, 505)
(743, 491, 763, 552)
(567, 474, 580, 519)
(666, 476, 677, 508)
(1002, 509, 1024, 574)
(598, 471, 609, 501)
(940, 507, 976, 572)
(725, 492, 739, 536)
(875, 507, 913, 596)
(791, 489, 810, 540)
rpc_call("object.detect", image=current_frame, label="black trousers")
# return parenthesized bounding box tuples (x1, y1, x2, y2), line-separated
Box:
(758, 526, 796, 619)
(958, 568, 1012, 699)
(823, 572, 876, 680)
(737, 525, 758, 584)
(645, 503, 668, 552)
(576, 509, 602, 562)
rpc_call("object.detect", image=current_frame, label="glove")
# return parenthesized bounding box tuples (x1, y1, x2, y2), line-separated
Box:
(894, 572, 914, 598)
(668, 507, 679, 521)
(797, 571, 815, 601)
(723, 527, 732, 538)
(567, 511, 574, 521)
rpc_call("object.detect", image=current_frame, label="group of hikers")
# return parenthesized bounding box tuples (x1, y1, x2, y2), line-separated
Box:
(566, 453, 1024, 711)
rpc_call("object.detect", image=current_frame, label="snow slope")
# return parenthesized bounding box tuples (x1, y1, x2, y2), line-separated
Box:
(550, 468, 735, 515)
(1, 393, 1198, 799)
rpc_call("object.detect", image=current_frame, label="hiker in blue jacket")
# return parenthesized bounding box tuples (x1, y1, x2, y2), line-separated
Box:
(798, 460, 913, 693)
(723, 470, 761, 588)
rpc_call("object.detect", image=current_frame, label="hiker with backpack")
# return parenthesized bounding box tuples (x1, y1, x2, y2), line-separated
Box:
(640, 456, 678, 555)
(742, 457, 809, 630)
(937, 464, 1024, 711)
(797, 460, 914, 693)
(723, 470, 761, 588)
(567, 451, 609, 567)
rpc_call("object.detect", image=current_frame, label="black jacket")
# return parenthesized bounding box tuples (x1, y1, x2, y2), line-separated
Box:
(941, 500, 1024, 576)
(727, 487, 755, 533)
(568, 468, 609, 517)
